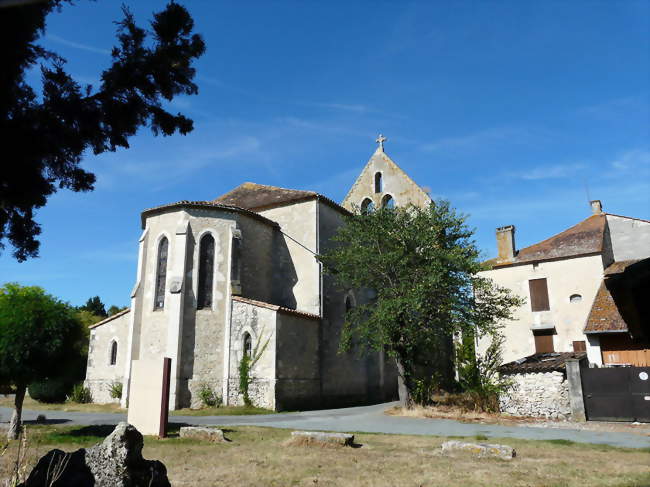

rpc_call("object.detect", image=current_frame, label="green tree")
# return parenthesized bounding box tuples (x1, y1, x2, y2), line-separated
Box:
(1, 1, 205, 261)
(319, 202, 522, 407)
(107, 305, 128, 316)
(79, 296, 107, 318)
(0, 283, 85, 439)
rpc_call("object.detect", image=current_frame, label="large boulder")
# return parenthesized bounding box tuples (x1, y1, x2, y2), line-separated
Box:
(20, 422, 170, 487)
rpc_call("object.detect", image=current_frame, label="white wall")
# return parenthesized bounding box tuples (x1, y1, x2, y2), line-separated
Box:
(607, 215, 650, 261)
(478, 254, 604, 363)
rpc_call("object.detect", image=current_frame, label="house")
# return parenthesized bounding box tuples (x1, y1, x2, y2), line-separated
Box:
(479, 200, 650, 366)
(84, 137, 432, 410)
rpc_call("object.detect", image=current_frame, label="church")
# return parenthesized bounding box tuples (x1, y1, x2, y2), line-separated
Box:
(84, 137, 432, 410)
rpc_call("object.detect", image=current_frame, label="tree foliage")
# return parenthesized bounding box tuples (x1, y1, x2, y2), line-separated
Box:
(0, 0, 205, 261)
(0, 283, 86, 438)
(319, 202, 522, 406)
(79, 296, 107, 318)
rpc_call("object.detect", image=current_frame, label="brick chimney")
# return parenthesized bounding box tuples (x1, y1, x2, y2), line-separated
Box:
(590, 200, 603, 215)
(496, 225, 516, 263)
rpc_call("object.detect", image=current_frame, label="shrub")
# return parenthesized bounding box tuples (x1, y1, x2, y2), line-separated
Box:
(68, 383, 92, 404)
(197, 383, 221, 408)
(28, 378, 71, 403)
(108, 381, 123, 399)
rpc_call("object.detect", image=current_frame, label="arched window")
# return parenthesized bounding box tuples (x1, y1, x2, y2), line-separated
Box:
(361, 198, 375, 214)
(110, 340, 118, 366)
(197, 233, 215, 309)
(154, 237, 169, 309)
(381, 194, 395, 209)
(345, 295, 352, 312)
(374, 172, 383, 193)
(243, 332, 252, 358)
(569, 294, 582, 303)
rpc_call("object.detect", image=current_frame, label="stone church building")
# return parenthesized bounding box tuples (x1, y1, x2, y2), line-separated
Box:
(85, 138, 432, 410)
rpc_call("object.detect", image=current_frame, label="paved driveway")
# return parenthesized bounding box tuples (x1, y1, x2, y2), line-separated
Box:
(2, 402, 649, 449)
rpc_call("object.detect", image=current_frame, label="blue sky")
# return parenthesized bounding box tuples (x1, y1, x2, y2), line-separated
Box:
(2, 0, 648, 308)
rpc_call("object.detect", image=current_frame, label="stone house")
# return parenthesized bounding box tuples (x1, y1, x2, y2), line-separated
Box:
(85, 138, 432, 410)
(479, 201, 650, 418)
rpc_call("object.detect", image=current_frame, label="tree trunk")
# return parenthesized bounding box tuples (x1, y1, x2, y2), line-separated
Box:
(8, 384, 26, 440)
(395, 358, 413, 409)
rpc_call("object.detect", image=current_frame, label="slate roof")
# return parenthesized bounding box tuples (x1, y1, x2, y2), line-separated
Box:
(584, 258, 650, 336)
(214, 182, 350, 215)
(232, 296, 320, 320)
(500, 352, 586, 374)
(494, 214, 606, 268)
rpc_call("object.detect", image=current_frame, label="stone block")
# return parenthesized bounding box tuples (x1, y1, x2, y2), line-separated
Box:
(441, 440, 516, 460)
(290, 431, 354, 446)
(179, 426, 226, 442)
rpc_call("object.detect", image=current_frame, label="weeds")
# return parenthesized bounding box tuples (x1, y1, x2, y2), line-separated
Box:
(108, 381, 122, 400)
(2, 426, 30, 487)
(67, 383, 92, 404)
(197, 384, 222, 408)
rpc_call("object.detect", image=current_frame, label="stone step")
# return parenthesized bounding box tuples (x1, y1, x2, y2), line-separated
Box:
(179, 426, 226, 442)
(290, 431, 354, 446)
(441, 440, 516, 460)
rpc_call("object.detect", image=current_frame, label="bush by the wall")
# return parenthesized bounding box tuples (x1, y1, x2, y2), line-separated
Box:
(197, 383, 222, 408)
(108, 381, 123, 399)
(28, 378, 71, 403)
(68, 383, 92, 404)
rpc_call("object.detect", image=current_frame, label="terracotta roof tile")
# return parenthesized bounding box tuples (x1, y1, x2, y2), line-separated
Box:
(495, 214, 606, 267)
(500, 352, 586, 374)
(232, 295, 320, 320)
(583, 280, 628, 333)
(88, 308, 130, 329)
(214, 182, 350, 215)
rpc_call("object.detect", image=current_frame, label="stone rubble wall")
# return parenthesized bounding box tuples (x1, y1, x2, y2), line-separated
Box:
(227, 378, 274, 409)
(84, 379, 122, 404)
(499, 370, 571, 419)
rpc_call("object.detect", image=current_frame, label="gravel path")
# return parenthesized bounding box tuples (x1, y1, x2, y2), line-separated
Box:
(2, 402, 649, 449)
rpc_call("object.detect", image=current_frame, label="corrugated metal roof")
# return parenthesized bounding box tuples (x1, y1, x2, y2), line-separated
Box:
(500, 352, 586, 374)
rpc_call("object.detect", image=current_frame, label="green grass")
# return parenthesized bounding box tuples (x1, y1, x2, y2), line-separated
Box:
(170, 405, 275, 416)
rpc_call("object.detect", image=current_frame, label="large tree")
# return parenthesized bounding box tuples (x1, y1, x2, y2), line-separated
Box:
(0, 283, 85, 439)
(319, 202, 522, 407)
(1, 0, 205, 261)
(79, 295, 107, 318)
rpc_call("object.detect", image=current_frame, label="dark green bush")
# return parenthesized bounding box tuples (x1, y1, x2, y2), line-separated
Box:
(28, 378, 72, 403)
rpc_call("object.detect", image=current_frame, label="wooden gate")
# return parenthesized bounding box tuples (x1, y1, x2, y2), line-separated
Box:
(582, 367, 650, 422)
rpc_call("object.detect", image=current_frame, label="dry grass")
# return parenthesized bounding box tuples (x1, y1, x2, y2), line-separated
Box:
(1, 424, 649, 487)
(385, 404, 542, 425)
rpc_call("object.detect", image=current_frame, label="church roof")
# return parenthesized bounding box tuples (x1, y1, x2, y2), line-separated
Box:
(232, 296, 320, 320)
(493, 214, 607, 268)
(214, 182, 350, 214)
(140, 200, 279, 228)
(88, 308, 131, 330)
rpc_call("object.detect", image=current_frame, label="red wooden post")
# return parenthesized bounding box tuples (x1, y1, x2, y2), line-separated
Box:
(159, 357, 172, 438)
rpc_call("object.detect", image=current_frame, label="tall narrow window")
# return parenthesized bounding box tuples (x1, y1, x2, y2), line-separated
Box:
(345, 295, 353, 312)
(110, 341, 118, 366)
(230, 231, 242, 295)
(374, 172, 383, 193)
(529, 278, 550, 312)
(243, 332, 252, 358)
(197, 233, 215, 309)
(154, 237, 169, 309)
(381, 194, 395, 209)
(361, 198, 375, 214)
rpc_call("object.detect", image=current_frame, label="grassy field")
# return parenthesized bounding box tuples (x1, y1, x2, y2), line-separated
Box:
(0, 396, 274, 416)
(2, 424, 649, 486)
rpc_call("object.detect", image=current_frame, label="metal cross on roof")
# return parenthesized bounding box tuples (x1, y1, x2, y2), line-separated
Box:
(376, 134, 387, 151)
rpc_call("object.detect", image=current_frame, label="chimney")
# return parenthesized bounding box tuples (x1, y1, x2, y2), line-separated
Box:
(496, 225, 516, 262)
(590, 200, 603, 215)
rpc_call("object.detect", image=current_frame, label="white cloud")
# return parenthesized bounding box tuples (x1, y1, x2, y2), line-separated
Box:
(46, 34, 111, 55)
(421, 126, 534, 153)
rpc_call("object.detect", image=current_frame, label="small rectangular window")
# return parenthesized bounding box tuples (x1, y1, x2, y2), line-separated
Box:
(529, 278, 550, 312)
(573, 340, 586, 352)
(534, 333, 554, 353)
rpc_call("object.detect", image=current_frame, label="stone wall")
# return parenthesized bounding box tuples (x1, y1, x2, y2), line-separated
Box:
(500, 371, 571, 419)
(85, 311, 130, 404)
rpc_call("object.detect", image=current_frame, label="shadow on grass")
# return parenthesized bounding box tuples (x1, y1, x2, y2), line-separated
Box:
(23, 419, 70, 425)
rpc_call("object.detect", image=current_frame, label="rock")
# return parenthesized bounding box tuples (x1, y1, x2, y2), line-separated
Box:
(441, 440, 516, 460)
(290, 431, 354, 446)
(179, 426, 226, 442)
(19, 422, 170, 487)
